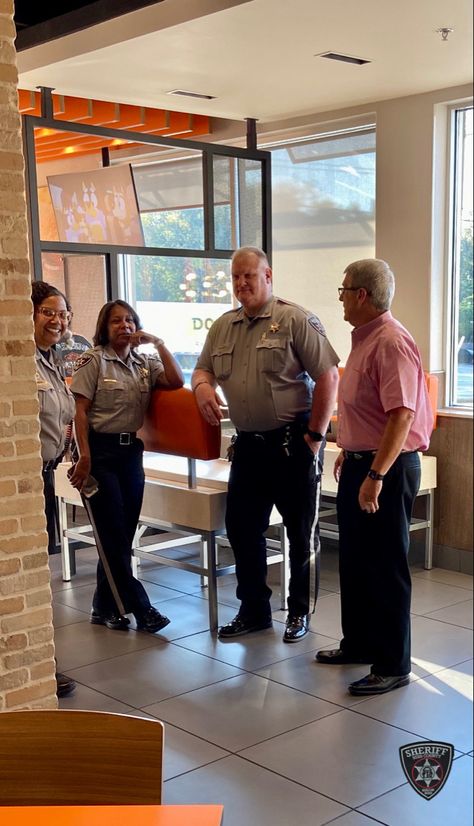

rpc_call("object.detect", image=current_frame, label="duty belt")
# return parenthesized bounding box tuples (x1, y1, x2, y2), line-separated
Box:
(90, 431, 137, 446)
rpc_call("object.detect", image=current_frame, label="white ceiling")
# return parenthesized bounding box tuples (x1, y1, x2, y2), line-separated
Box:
(17, 0, 473, 124)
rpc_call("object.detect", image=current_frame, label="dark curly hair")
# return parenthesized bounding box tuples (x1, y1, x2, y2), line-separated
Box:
(31, 281, 71, 312)
(93, 300, 142, 347)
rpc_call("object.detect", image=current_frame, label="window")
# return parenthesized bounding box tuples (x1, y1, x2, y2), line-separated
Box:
(448, 106, 473, 408)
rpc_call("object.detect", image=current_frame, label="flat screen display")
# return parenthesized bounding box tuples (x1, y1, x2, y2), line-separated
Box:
(47, 164, 144, 246)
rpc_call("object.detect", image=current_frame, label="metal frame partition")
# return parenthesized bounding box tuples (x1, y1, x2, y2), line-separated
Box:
(21, 90, 272, 290)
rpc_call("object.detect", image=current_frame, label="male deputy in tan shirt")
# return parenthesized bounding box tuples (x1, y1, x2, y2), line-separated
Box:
(192, 246, 339, 641)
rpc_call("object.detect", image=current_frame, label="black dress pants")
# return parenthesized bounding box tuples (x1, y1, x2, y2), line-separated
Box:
(42, 463, 60, 555)
(337, 450, 421, 676)
(86, 435, 151, 618)
(225, 424, 322, 620)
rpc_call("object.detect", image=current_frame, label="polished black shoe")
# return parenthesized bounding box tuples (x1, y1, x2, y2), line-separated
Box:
(136, 607, 170, 634)
(315, 648, 373, 665)
(218, 613, 273, 639)
(349, 673, 410, 696)
(283, 614, 310, 643)
(90, 610, 130, 631)
(56, 672, 76, 698)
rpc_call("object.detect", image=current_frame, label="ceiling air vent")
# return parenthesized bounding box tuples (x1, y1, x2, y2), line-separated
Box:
(166, 90, 216, 100)
(316, 52, 371, 66)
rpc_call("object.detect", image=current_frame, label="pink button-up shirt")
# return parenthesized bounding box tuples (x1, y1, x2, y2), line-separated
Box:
(337, 312, 433, 452)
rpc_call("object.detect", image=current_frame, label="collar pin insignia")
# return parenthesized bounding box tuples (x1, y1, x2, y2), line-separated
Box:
(269, 323, 279, 333)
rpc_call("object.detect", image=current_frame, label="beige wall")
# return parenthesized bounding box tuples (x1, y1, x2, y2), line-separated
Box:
(0, 1, 57, 710)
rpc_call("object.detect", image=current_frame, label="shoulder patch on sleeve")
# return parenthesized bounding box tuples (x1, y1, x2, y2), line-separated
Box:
(308, 315, 327, 337)
(73, 354, 93, 371)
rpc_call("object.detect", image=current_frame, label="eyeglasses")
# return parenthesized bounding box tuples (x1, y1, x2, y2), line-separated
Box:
(337, 286, 370, 297)
(37, 306, 72, 322)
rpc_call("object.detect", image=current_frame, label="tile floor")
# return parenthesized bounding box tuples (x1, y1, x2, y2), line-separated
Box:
(51, 539, 473, 826)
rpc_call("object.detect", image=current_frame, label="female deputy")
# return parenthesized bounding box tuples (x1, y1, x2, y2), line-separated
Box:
(32, 281, 76, 697)
(69, 300, 184, 633)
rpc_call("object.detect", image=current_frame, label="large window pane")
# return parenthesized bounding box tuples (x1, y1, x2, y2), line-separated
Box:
(450, 106, 473, 407)
(270, 127, 375, 362)
(122, 255, 232, 383)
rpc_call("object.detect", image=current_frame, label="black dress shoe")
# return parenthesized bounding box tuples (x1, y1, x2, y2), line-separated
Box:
(90, 610, 130, 631)
(283, 614, 310, 643)
(218, 613, 273, 639)
(136, 607, 170, 633)
(315, 648, 373, 665)
(349, 673, 410, 696)
(56, 672, 76, 698)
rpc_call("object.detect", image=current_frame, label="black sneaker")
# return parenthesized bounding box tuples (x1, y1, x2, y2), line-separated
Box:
(218, 613, 273, 639)
(56, 672, 76, 697)
(90, 610, 130, 631)
(136, 607, 171, 633)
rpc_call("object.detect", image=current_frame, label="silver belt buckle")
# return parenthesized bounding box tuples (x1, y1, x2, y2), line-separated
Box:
(119, 432, 131, 446)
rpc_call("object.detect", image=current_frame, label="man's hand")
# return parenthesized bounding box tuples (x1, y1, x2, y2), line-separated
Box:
(358, 477, 383, 513)
(195, 383, 225, 426)
(303, 433, 322, 455)
(333, 450, 345, 482)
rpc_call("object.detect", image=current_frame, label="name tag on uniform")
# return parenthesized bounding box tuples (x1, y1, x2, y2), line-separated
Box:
(35, 372, 52, 391)
(103, 378, 118, 383)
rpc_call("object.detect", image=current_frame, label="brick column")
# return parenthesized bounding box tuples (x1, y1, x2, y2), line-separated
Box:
(0, 1, 57, 709)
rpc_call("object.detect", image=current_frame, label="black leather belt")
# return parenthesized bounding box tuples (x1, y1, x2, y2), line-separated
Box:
(90, 431, 137, 446)
(344, 450, 377, 459)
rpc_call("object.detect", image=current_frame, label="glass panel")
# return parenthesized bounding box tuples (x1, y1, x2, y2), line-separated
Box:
(270, 127, 376, 363)
(451, 107, 473, 407)
(238, 158, 262, 248)
(122, 255, 233, 384)
(213, 156, 236, 250)
(41, 252, 107, 376)
(35, 128, 204, 250)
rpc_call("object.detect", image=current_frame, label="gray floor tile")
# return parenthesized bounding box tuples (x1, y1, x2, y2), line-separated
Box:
(411, 578, 472, 615)
(58, 681, 154, 716)
(125, 594, 236, 640)
(145, 673, 339, 751)
(174, 625, 331, 671)
(411, 615, 473, 674)
(412, 568, 473, 590)
(354, 663, 473, 753)
(53, 601, 91, 628)
(164, 755, 349, 825)
(240, 709, 424, 808)
(359, 754, 473, 826)
(330, 814, 385, 826)
(68, 644, 243, 707)
(161, 724, 229, 781)
(137, 563, 205, 594)
(53, 579, 181, 614)
(424, 599, 473, 629)
(53, 620, 159, 670)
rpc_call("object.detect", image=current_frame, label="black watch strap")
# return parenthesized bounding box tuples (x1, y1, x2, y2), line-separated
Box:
(367, 469, 385, 481)
(306, 428, 325, 442)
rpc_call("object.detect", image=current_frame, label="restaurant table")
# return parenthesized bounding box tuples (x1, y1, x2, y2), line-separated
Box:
(0, 804, 223, 826)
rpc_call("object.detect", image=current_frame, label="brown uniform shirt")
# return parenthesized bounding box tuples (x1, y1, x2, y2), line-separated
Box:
(196, 296, 339, 431)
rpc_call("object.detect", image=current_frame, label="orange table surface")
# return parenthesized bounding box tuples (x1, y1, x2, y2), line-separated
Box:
(0, 804, 223, 826)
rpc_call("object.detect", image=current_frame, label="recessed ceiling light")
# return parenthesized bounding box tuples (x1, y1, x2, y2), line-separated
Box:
(166, 90, 216, 100)
(316, 51, 371, 66)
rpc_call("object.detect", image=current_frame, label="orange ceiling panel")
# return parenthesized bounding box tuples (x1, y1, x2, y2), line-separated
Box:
(19, 90, 211, 161)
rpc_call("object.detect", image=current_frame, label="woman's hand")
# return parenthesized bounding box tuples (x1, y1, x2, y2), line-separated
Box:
(68, 456, 91, 491)
(127, 330, 162, 348)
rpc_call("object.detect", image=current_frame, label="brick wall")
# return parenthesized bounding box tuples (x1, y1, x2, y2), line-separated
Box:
(0, 1, 57, 710)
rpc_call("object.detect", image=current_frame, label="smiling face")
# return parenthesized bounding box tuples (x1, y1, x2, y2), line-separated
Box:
(34, 295, 69, 351)
(106, 303, 137, 355)
(231, 251, 273, 316)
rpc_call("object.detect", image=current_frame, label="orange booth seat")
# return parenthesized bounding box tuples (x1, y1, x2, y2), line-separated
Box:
(332, 369, 438, 430)
(138, 387, 221, 460)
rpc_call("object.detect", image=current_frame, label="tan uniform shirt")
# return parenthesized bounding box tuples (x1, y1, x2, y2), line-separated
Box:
(35, 348, 76, 461)
(196, 296, 339, 431)
(70, 345, 166, 433)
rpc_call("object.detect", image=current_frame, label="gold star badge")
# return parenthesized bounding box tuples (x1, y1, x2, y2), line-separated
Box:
(269, 323, 280, 333)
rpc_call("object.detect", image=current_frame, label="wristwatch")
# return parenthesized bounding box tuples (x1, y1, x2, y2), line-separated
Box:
(367, 469, 385, 481)
(306, 428, 325, 442)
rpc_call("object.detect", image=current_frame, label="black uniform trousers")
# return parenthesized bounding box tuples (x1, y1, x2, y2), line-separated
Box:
(86, 433, 151, 618)
(42, 460, 61, 555)
(337, 450, 421, 676)
(225, 422, 322, 620)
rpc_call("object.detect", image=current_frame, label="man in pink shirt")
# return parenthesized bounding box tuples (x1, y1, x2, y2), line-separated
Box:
(316, 259, 433, 695)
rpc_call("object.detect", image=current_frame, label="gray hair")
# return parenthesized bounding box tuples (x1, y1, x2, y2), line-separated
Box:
(232, 246, 269, 266)
(344, 258, 395, 311)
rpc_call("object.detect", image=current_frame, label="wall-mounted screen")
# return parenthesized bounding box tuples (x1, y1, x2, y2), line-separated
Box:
(47, 164, 144, 246)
